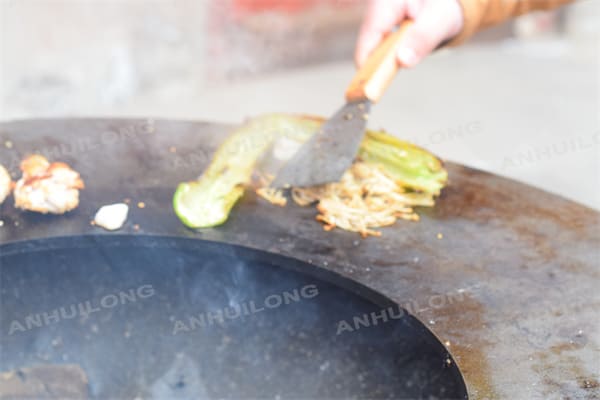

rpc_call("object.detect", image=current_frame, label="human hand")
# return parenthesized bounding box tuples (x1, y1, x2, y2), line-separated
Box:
(355, 0, 464, 68)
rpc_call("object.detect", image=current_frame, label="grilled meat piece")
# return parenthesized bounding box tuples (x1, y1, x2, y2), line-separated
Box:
(0, 165, 11, 205)
(14, 155, 84, 214)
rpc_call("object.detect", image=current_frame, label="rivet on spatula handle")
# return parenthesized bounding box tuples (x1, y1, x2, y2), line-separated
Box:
(346, 20, 414, 103)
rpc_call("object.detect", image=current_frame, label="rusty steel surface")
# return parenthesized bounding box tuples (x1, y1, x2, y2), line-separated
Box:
(0, 118, 599, 399)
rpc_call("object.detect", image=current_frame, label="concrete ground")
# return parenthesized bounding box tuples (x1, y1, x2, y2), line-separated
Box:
(1, 1, 598, 209)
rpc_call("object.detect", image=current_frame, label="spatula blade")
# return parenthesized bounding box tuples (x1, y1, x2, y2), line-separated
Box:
(271, 100, 371, 188)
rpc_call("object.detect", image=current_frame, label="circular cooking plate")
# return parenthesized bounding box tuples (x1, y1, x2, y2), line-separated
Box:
(0, 235, 467, 399)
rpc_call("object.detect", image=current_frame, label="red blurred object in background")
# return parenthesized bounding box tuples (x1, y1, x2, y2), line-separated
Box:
(207, 0, 364, 80)
(232, 0, 355, 15)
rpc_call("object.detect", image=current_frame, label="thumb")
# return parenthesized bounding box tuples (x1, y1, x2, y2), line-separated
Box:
(395, 26, 438, 68)
(355, 0, 407, 67)
(395, 2, 463, 67)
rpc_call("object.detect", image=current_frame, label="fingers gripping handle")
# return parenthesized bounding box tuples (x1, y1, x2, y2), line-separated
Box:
(346, 21, 413, 103)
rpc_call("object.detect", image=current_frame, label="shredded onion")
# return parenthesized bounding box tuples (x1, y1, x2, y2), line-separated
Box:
(258, 161, 438, 237)
(256, 187, 287, 207)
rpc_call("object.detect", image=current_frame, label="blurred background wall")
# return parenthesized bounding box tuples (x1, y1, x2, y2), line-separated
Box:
(0, 0, 598, 209)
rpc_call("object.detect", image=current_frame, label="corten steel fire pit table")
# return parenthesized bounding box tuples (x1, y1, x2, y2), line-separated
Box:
(0, 119, 598, 399)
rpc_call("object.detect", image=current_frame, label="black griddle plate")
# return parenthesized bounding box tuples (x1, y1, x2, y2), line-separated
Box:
(0, 118, 598, 399)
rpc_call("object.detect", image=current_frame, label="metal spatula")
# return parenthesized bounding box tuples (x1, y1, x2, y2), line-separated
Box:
(272, 21, 413, 188)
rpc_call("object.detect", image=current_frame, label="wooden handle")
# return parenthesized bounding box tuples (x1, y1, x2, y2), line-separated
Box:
(346, 21, 413, 103)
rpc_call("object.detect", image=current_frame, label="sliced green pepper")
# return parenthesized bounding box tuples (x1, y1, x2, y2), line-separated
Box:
(174, 114, 447, 228)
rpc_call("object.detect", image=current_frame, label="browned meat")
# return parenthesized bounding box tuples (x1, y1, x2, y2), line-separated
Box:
(14, 155, 84, 214)
(0, 165, 11, 205)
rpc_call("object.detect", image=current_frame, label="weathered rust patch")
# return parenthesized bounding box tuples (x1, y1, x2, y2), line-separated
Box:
(532, 347, 599, 399)
(435, 165, 597, 237)
(428, 292, 498, 399)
